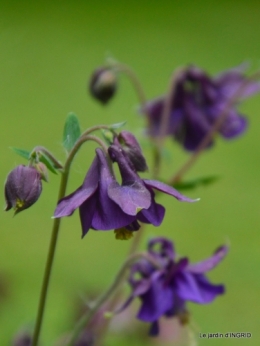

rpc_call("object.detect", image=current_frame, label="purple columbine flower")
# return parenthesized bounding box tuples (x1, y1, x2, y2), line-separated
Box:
(54, 147, 196, 237)
(144, 65, 260, 151)
(4, 165, 42, 215)
(120, 237, 228, 336)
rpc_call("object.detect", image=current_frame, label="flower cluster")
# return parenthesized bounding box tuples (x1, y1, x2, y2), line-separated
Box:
(144, 65, 260, 150)
(120, 237, 228, 336)
(54, 132, 197, 237)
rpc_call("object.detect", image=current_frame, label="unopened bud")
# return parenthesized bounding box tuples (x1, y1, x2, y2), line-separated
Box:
(89, 67, 117, 104)
(4, 165, 42, 215)
(113, 131, 148, 172)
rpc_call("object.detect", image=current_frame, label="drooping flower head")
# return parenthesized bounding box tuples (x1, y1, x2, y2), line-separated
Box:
(120, 237, 228, 336)
(89, 67, 117, 104)
(4, 165, 42, 215)
(54, 139, 197, 237)
(144, 65, 260, 151)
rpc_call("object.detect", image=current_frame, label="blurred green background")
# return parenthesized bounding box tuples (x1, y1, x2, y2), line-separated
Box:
(0, 0, 260, 345)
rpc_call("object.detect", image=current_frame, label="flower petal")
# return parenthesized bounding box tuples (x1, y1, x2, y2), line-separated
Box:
(137, 200, 165, 226)
(187, 245, 228, 273)
(220, 112, 247, 138)
(144, 180, 198, 202)
(137, 273, 173, 322)
(176, 272, 224, 304)
(54, 185, 98, 217)
(108, 181, 151, 215)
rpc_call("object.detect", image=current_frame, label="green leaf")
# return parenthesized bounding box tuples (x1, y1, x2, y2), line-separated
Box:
(63, 112, 81, 152)
(173, 176, 220, 191)
(109, 121, 127, 130)
(38, 152, 58, 174)
(10, 147, 31, 160)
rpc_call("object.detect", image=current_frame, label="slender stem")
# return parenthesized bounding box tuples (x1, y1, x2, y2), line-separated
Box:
(31, 171, 69, 346)
(127, 223, 146, 255)
(32, 146, 64, 170)
(31, 134, 108, 346)
(169, 70, 260, 185)
(152, 68, 183, 178)
(111, 62, 147, 108)
(65, 252, 161, 346)
(80, 124, 111, 137)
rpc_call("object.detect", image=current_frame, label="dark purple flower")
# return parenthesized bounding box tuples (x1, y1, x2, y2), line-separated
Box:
(89, 67, 117, 104)
(144, 65, 260, 151)
(4, 165, 42, 215)
(120, 237, 228, 336)
(54, 148, 196, 237)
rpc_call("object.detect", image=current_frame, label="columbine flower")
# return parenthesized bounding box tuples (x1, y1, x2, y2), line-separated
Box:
(89, 67, 117, 104)
(54, 147, 196, 237)
(120, 237, 228, 336)
(144, 65, 260, 151)
(4, 165, 42, 215)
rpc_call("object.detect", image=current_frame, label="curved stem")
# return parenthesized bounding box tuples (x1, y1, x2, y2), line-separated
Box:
(31, 134, 108, 346)
(169, 70, 260, 185)
(66, 252, 161, 346)
(31, 146, 64, 170)
(111, 62, 147, 108)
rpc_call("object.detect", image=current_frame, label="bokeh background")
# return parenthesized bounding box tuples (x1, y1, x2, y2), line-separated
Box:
(0, 0, 260, 345)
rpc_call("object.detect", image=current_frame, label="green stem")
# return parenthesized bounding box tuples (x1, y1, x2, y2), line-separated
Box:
(111, 62, 147, 108)
(31, 134, 108, 346)
(66, 252, 161, 346)
(31, 170, 69, 346)
(152, 68, 183, 179)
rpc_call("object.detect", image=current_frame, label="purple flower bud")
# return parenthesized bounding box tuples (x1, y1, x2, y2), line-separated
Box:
(113, 131, 148, 172)
(4, 165, 42, 215)
(89, 67, 117, 104)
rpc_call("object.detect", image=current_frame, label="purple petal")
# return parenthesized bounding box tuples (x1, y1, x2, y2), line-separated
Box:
(148, 237, 175, 260)
(54, 185, 98, 217)
(149, 321, 160, 336)
(220, 112, 247, 138)
(144, 180, 198, 203)
(79, 194, 98, 237)
(107, 181, 151, 215)
(137, 200, 165, 226)
(91, 193, 136, 230)
(54, 155, 99, 218)
(137, 273, 173, 322)
(188, 245, 228, 274)
(176, 272, 224, 304)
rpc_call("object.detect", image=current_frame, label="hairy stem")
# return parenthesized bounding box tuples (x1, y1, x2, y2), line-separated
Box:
(31, 134, 108, 346)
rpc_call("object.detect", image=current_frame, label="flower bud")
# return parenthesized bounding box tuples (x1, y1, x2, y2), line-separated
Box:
(89, 67, 117, 104)
(113, 131, 148, 172)
(4, 165, 42, 215)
